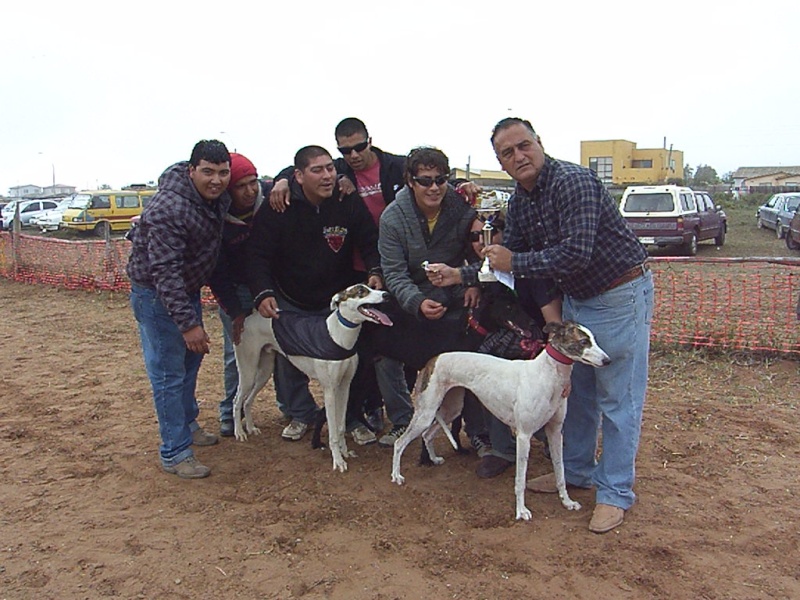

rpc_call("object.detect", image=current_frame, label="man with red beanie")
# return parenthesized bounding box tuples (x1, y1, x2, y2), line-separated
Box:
(208, 152, 272, 436)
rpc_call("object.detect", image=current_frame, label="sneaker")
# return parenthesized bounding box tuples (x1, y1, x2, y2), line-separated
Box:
(470, 434, 492, 458)
(162, 456, 211, 479)
(351, 424, 377, 446)
(192, 427, 219, 446)
(219, 420, 234, 438)
(378, 425, 407, 447)
(281, 419, 309, 441)
(365, 408, 385, 433)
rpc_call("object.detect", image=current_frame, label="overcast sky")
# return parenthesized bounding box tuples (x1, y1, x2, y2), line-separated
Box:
(2, 0, 798, 193)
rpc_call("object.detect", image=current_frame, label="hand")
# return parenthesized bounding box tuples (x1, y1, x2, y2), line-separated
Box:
(463, 286, 481, 308)
(183, 325, 210, 354)
(420, 299, 446, 320)
(455, 181, 482, 205)
(232, 313, 247, 345)
(257, 297, 280, 319)
(425, 263, 462, 287)
(367, 273, 384, 290)
(481, 244, 513, 273)
(338, 176, 356, 199)
(269, 179, 290, 212)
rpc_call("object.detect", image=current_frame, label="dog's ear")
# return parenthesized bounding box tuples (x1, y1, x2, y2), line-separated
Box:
(330, 290, 345, 311)
(543, 321, 565, 335)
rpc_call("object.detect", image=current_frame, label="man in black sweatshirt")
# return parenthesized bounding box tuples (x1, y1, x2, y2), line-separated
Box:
(248, 145, 382, 442)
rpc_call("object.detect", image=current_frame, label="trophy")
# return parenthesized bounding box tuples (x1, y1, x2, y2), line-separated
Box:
(475, 191, 506, 282)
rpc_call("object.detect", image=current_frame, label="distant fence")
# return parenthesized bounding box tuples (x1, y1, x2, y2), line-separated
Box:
(1, 231, 798, 356)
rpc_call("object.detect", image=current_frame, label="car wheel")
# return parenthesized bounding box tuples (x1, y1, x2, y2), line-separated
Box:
(775, 223, 785, 239)
(714, 226, 726, 246)
(786, 232, 800, 251)
(94, 221, 110, 238)
(683, 232, 698, 256)
(757, 217, 765, 229)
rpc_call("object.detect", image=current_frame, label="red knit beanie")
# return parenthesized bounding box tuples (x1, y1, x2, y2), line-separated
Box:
(228, 153, 258, 188)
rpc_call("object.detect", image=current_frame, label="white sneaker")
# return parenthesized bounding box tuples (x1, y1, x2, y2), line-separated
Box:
(281, 420, 308, 441)
(351, 424, 377, 446)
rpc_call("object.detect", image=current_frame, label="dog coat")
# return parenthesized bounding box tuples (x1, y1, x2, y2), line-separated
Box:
(272, 312, 356, 360)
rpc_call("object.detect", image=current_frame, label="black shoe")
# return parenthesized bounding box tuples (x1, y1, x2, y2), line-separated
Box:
(220, 420, 234, 437)
(476, 455, 512, 479)
(365, 408, 384, 433)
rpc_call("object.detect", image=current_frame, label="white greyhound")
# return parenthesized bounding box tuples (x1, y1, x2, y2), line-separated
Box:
(232, 284, 391, 472)
(390, 321, 611, 521)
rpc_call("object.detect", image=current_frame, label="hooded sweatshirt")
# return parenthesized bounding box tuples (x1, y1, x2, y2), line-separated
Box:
(126, 161, 230, 332)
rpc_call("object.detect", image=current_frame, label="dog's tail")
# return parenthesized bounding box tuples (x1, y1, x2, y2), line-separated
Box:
(413, 356, 438, 397)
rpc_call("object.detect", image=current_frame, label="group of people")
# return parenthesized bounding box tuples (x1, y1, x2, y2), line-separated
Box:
(127, 116, 653, 534)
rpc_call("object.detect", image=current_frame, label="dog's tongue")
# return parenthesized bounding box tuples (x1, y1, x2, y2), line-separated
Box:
(362, 307, 393, 326)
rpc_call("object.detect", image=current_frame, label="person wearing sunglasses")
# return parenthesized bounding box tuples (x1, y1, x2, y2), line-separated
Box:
(369, 146, 482, 448)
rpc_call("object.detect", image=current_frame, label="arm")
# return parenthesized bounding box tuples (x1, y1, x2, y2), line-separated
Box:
(208, 242, 244, 319)
(268, 165, 294, 212)
(247, 205, 282, 316)
(379, 209, 427, 316)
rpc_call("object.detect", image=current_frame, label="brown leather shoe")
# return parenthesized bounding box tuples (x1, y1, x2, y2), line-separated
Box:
(588, 504, 624, 533)
(192, 427, 219, 446)
(476, 455, 512, 479)
(527, 472, 592, 493)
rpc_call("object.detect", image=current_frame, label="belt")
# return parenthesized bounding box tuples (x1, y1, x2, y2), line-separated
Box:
(601, 263, 650, 293)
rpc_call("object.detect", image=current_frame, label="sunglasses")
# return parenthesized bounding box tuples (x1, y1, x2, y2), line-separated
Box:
(412, 174, 449, 187)
(337, 140, 369, 155)
(468, 230, 484, 242)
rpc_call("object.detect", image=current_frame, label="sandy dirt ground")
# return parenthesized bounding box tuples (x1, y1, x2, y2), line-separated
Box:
(0, 278, 798, 600)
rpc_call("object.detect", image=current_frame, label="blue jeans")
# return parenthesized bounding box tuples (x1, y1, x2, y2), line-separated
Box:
(374, 356, 414, 428)
(130, 284, 205, 468)
(219, 285, 255, 423)
(272, 292, 330, 425)
(561, 271, 654, 510)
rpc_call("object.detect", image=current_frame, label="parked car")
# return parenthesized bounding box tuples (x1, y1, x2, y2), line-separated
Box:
(756, 193, 800, 239)
(786, 206, 800, 251)
(61, 189, 156, 237)
(30, 197, 74, 231)
(619, 185, 727, 256)
(1, 199, 61, 230)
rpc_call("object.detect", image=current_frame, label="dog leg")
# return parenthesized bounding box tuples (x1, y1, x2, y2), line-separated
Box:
(545, 420, 581, 512)
(242, 350, 275, 438)
(323, 387, 348, 473)
(392, 391, 443, 484)
(233, 349, 270, 441)
(514, 431, 533, 521)
(421, 422, 445, 465)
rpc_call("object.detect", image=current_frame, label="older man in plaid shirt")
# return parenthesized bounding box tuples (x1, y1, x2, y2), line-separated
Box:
(428, 118, 654, 534)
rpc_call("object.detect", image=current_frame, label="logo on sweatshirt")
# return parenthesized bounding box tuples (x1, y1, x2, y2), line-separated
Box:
(323, 226, 348, 253)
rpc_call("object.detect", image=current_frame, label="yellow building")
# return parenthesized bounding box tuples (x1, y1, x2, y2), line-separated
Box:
(580, 140, 684, 185)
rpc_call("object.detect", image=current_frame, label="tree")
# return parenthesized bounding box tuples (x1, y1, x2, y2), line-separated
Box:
(684, 164, 694, 185)
(721, 171, 734, 184)
(693, 165, 719, 185)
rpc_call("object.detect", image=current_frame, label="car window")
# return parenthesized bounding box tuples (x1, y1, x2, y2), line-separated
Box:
(623, 193, 673, 212)
(91, 196, 111, 209)
(785, 197, 800, 212)
(680, 193, 696, 211)
(766, 195, 778, 208)
(116, 195, 139, 209)
(43, 201, 57, 210)
(22, 203, 39, 213)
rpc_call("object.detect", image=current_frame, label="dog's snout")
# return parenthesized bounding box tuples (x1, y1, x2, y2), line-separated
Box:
(380, 291, 390, 301)
(602, 357, 611, 366)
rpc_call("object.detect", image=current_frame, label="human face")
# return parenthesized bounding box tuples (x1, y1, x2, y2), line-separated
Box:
(410, 166, 447, 216)
(295, 154, 337, 203)
(189, 160, 231, 202)
(492, 123, 545, 191)
(469, 218, 502, 255)
(229, 175, 259, 211)
(336, 133, 376, 171)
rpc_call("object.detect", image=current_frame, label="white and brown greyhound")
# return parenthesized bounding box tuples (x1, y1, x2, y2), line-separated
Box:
(232, 284, 392, 473)
(390, 321, 611, 521)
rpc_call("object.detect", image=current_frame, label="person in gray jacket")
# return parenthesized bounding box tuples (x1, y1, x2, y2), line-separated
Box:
(374, 146, 480, 446)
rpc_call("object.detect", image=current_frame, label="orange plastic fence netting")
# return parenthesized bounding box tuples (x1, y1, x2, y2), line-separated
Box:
(2, 232, 799, 356)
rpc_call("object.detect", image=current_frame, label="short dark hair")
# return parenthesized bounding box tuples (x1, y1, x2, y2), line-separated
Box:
(490, 118, 537, 147)
(294, 145, 332, 170)
(406, 147, 449, 179)
(189, 140, 230, 166)
(334, 117, 369, 140)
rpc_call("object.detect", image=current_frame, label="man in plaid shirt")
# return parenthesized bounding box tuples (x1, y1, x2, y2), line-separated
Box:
(428, 118, 653, 534)
(128, 140, 231, 479)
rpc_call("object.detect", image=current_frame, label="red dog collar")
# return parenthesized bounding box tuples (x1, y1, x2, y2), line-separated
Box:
(545, 343, 573, 365)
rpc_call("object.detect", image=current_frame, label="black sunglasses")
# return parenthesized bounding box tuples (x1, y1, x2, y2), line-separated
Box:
(337, 140, 369, 155)
(412, 174, 449, 187)
(468, 230, 483, 242)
